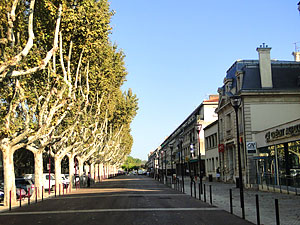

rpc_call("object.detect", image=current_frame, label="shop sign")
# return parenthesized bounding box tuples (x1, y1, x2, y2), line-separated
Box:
(218, 144, 225, 153)
(265, 123, 300, 142)
(246, 142, 257, 154)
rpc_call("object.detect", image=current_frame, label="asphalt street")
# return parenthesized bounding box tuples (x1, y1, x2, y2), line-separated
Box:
(0, 175, 254, 225)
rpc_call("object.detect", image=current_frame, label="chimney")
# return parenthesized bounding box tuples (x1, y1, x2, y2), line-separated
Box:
(292, 51, 300, 62)
(256, 43, 273, 88)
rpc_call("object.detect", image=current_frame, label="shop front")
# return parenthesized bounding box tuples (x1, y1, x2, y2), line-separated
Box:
(255, 119, 300, 188)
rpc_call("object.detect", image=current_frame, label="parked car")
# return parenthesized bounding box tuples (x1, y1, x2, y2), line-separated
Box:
(43, 173, 55, 190)
(61, 175, 69, 188)
(0, 183, 28, 201)
(0, 186, 4, 202)
(73, 174, 80, 186)
(15, 178, 34, 197)
(16, 187, 27, 199)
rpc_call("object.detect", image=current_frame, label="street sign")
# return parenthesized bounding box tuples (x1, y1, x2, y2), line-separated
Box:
(246, 142, 257, 154)
(190, 144, 194, 153)
(196, 124, 202, 131)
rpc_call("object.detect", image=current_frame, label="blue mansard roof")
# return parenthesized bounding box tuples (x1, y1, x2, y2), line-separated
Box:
(221, 60, 300, 92)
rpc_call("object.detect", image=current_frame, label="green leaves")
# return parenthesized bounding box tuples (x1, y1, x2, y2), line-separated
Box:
(0, 0, 138, 165)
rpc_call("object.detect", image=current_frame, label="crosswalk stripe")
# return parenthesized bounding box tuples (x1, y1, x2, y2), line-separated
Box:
(49, 193, 184, 199)
(0, 207, 223, 216)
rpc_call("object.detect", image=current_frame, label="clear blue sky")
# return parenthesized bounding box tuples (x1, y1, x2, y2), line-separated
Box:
(108, 0, 300, 160)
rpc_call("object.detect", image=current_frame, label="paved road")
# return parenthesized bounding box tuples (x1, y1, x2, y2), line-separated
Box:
(0, 175, 253, 225)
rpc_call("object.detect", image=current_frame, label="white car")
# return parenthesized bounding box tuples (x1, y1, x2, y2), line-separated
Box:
(61, 175, 70, 188)
(43, 173, 55, 190)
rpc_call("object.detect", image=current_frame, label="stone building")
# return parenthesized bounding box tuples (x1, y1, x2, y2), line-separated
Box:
(149, 95, 218, 180)
(204, 120, 219, 181)
(216, 44, 300, 185)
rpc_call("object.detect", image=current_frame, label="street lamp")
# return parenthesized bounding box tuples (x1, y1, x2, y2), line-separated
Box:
(160, 150, 164, 182)
(48, 146, 51, 195)
(195, 124, 202, 194)
(169, 144, 174, 183)
(189, 143, 194, 178)
(230, 95, 245, 219)
(164, 149, 167, 184)
(179, 137, 184, 192)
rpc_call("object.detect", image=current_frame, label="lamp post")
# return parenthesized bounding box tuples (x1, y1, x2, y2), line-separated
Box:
(179, 137, 184, 192)
(189, 143, 194, 178)
(169, 144, 173, 183)
(161, 150, 164, 182)
(230, 95, 245, 219)
(48, 146, 51, 195)
(196, 124, 202, 194)
(164, 150, 167, 184)
(155, 152, 158, 180)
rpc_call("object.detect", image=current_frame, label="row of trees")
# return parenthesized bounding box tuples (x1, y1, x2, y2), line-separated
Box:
(121, 156, 146, 171)
(0, 0, 138, 205)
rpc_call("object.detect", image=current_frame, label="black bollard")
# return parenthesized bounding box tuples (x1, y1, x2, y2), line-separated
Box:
(190, 181, 192, 197)
(28, 188, 30, 205)
(256, 194, 260, 225)
(275, 199, 280, 225)
(19, 189, 22, 207)
(203, 184, 206, 202)
(198, 183, 201, 200)
(9, 190, 11, 211)
(229, 189, 233, 214)
(194, 181, 196, 198)
(209, 185, 212, 204)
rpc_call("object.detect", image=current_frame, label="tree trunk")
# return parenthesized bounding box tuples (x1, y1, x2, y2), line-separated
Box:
(90, 163, 95, 180)
(68, 154, 74, 189)
(34, 150, 44, 198)
(54, 155, 62, 193)
(2, 148, 16, 206)
(78, 157, 84, 176)
(95, 164, 99, 182)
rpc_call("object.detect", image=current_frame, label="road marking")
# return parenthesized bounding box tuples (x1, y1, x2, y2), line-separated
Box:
(50, 193, 185, 199)
(0, 208, 223, 216)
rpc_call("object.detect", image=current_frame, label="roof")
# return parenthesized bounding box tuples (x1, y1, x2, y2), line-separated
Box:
(203, 97, 219, 103)
(203, 120, 218, 130)
(221, 60, 300, 92)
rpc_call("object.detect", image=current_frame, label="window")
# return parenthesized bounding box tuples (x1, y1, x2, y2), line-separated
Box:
(219, 119, 224, 140)
(226, 113, 232, 137)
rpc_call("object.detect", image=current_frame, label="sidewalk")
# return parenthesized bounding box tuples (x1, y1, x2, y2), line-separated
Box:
(0, 186, 75, 212)
(173, 176, 300, 225)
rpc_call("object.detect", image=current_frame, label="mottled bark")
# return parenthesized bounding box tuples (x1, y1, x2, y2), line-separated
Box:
(77, 157, 84, 176)
(34, 151, 43, 198)
(90, 163, 95, 180)
(54, 155, 62, 193)
(68, 153, 75, 189)
(2, 148, 16, 206)
(99, 163, 103, 180)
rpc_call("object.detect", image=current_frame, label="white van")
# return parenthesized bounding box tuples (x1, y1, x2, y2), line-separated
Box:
(43, 173, 55, 190)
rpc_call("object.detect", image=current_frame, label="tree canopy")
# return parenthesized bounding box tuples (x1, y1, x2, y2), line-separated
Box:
(0, 0, 138, 205)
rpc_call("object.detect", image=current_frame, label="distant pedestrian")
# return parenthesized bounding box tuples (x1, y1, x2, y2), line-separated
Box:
(87, 172, 91, 187)
(216, 167, 220, 181)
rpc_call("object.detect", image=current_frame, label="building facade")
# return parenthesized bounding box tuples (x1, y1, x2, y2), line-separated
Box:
(148, 95, 218, 180)
(216, 44, 300, 186)
(204, 120, 219, 180)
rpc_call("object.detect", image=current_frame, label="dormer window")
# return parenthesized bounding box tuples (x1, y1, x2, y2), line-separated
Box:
(236, 71, 243, 91)
(224, 78, 233, 93)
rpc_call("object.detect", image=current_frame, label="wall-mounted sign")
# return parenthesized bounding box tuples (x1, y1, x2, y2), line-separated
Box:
(265, 123, 300, 142)
(246, 142, 257, 154)
(218, 144, 225, 153)
(190, 144, 194, 154)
